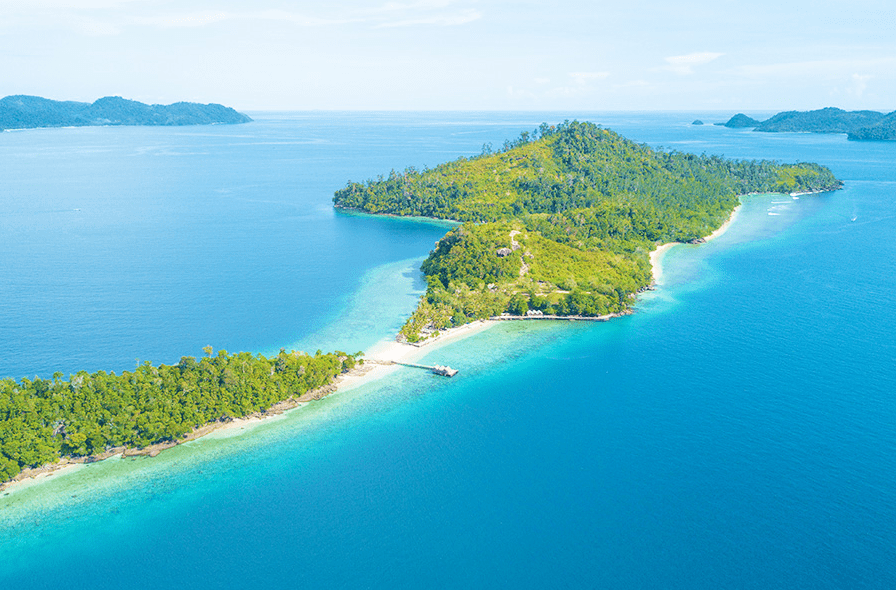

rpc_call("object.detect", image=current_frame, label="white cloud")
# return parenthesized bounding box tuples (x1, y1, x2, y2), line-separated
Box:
(506, 85, 538, 100)
(569, 71, 610, 85)
(125, 3, 478, 30)
(369, 0, 457, 12)
(133, 11, 233, 28)
(72, 15, 121, 36)
(663, 52, 724, 74)
(375, 8, 481, 27)
(612, 79, 653, 90)
(0, 0, 140, 8)
(131, 10, 350, 29)
(846, 73, 871, 98)
(737, 57, 896, 78)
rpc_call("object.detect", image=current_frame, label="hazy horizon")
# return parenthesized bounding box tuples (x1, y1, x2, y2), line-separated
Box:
(2, 0, 894, 112)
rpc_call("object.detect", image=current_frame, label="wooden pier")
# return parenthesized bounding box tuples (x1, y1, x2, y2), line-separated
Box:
(366, 360, 459, 377)
(490, 313, 614, 322)
(394, 362, 459, 377)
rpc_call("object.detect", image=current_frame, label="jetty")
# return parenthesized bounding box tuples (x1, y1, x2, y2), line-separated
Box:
(490, 312, 615, 322)
(397, 362, 458, 377)
(366, 359, 459, 377)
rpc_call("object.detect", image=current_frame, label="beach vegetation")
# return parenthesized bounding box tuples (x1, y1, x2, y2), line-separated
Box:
(334, 120, 841, 341)
(0, 349, 360, 483)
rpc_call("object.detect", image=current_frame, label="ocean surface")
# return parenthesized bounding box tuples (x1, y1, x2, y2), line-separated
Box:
(1, 112, 895, 588)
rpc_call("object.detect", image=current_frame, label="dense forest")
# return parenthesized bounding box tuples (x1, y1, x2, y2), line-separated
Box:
(722, 113, 761, 128)
(755, 108, 884, 133)
(334, 120, 841, 341)
(720, 107, 896, 139)
(848, 111, 896, 141)
(0, 349, 359, 483)
(0, 95, 251, 130)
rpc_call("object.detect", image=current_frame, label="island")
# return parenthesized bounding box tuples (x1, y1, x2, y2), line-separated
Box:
(717, 107, 896, 140)
(334, 120, 841, 342)
(0, 349, 361, 486)
(755, 107, 883, 133)
(719, 113, 761, 128)
(848, 111, 896, 141)
(0, 95, 251, 131)
(0, 121, 843, 490)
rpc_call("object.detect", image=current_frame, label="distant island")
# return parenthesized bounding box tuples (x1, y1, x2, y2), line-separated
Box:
(847, 111, 896, 141)
(718, 107, 896, 140)
(334, 121, 842, 342)
(0, 95, 251, 131)
(719, 113, 761, 128)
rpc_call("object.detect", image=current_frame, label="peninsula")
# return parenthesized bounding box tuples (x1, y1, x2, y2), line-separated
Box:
(0, 121, 842, 491)
(334, 121, 841, 342)
(0, 95, 251, 131)
(0, 349, 360, 486)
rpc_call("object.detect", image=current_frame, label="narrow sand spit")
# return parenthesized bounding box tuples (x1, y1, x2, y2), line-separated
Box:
(6, 203, 747, 494)
(1, 321, 498, 494)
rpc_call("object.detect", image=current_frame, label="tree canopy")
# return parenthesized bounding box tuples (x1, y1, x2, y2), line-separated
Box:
(0, 349, 359, 483)
(334, 120, 841, 341)
(0, 95, 251, 131)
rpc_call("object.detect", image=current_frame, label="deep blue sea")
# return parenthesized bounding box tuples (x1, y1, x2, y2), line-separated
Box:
(2, 113, 895, 588)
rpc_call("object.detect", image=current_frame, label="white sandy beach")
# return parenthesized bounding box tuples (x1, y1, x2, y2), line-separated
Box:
(337, 319, 499, 390)
(5, 203, 748, 494)
(1, 320, 499, 495)
(649, 204, 742, 286)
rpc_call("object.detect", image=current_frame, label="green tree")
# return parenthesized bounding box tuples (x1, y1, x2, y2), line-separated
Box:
(508, 294, 530, 315)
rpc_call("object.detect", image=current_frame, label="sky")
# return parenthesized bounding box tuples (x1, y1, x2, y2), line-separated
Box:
(1, 0, 894, 111)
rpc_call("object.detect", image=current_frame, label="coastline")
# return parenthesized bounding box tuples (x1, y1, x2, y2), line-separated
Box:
(0, 194, 764, 495)
(649, 203, 742, 286)
(649, 185, 839, 284)
(334, 205, 462, 227)
(1, 320, 499, 495)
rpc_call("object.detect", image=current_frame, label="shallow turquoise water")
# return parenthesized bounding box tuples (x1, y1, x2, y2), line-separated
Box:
(2, 113, 895, 588)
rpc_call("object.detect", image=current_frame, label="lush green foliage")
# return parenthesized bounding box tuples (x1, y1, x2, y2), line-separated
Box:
(0, 349, 358, 482)
(0, 95, 251, 130)
(721, 107, 896, 138)
(848, 111, 896, 141)
(754, 107, 884, 134)
(722, 114, 761, 128)
(335, 121, 841, 341)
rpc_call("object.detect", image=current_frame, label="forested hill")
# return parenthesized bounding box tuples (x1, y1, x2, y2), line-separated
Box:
(334, 121, 841, 342)
(0, 95, 251, 130)
(719, 107, 896, 140)
(0, 349, 360, 484)
(755, 107, 884, 134)
(721, 113, 761, 128)
(848, 111, 896, 141)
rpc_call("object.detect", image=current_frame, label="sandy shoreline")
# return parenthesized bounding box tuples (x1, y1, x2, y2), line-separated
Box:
(1, 320, 499, 495)
(649, 204, 742, 286)
(4, 203, 747, 495)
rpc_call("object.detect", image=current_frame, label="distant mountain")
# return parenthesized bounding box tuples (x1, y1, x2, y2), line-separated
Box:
(719, 113, 761, 128)
(754, 107, 884, 134)
(0, 95, 251, 130)
(847, 111, 896, 141)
